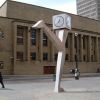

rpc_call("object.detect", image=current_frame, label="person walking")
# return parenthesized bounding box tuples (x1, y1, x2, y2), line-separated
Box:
(75, 68, 80, 80)
(0, 72, 5, 88)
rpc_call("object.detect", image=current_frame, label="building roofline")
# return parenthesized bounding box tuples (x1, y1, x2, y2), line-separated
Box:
(9, 0, 65, 13)
(0, 16, 53, 27)
(0, 16, 99, 35)
(4, 0, 100, 23)
(0, 16, 35, 23)
(0, 0, 100, 31)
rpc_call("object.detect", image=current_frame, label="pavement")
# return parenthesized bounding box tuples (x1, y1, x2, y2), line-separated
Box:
(0, 74, 100, 100)
(3, 72, 100, 81)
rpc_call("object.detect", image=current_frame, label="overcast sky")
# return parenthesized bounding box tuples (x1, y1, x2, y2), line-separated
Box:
(0, 0, 77, 14)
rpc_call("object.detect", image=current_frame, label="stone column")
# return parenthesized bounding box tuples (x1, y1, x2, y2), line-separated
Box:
(27, 27, 31, 62)
(98, 38, 100, 62)
(13, 23, 17, 74)
(88, 36, 91, 62)
(96, 37, 99, 62)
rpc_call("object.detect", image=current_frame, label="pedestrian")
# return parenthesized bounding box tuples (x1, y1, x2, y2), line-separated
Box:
(0, 72, 5, 88)
(75, 68, 80, 80)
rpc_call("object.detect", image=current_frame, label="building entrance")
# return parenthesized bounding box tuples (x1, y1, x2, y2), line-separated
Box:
(43, 66, 55, 74)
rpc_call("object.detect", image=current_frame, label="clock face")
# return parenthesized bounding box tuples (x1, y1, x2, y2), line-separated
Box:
(54, 16, 64, 27)
(66, 16, 71, 29)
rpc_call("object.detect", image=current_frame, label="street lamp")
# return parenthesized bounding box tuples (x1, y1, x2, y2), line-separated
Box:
(75, 33, 78, 69)
(75, 33, 80, 80)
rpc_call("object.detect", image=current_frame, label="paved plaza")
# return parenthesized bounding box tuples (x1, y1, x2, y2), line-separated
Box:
(0, 76, 100, 100)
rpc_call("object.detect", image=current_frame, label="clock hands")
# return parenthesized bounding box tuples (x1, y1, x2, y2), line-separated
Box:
(54, 16, 64, 27)
(58, 18, 61, 23)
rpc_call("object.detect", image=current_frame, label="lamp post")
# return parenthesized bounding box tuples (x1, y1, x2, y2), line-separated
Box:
(75, 33, 78, 69)
(75, 33, 80, 80)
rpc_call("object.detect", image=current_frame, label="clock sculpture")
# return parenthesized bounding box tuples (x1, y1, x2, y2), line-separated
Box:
(53, 14, 71, 92)
(32, 13, 71, 93)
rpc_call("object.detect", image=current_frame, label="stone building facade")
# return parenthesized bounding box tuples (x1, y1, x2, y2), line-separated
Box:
(0, 0, 100, 75)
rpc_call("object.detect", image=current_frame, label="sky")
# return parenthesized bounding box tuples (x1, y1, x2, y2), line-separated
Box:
(0, 0, 77, 14)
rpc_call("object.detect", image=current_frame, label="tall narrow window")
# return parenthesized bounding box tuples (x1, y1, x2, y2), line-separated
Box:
(17, 25, 28, 45)
(31, 29, 36, 45)
(43, 53, 48, 61)
(54, 53, 58, 61)
(43, 33, 48, 46)
(65, 54, 69, 61)
(17, 26, 24, 45)
(83, 55, 86, 62)
(65, 39, 68, 48)
(16, 52, 23, 61)
(91, 55, 94, 62)
(30, 52, 36, 60)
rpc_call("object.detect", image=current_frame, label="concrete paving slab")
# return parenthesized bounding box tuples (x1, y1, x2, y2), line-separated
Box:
(0, 77, 100, 100)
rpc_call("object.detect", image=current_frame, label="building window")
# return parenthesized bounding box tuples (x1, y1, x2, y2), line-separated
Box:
(65, 39, 68, 48)
(17, 26, 24, 45)
(16, 52, 23, 61)
(65, 54, 69, 61)
(30, 52, 36, 60)
(83, 55, 86, 62)
(91, 55, 93, 62)
(43, 53, 48, 61)
(43, 33, 48, 46)
(31, 29, 36, 45)
(54, 53, 58, 61)
(17, 25, 28, 45)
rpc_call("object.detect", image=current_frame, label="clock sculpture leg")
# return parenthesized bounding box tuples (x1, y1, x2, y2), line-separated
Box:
(54, 50, 65, 92)
(54, 30, 68, 93)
